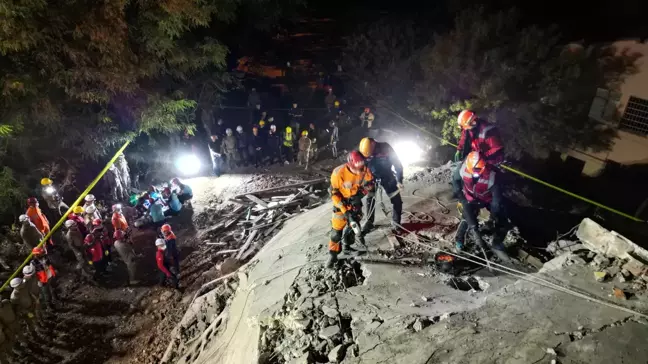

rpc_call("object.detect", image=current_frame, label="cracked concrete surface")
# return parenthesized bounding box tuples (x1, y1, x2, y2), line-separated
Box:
(190, 181, 648, 364)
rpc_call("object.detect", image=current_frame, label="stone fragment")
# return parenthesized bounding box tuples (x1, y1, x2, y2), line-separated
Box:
(613, 287, 627, 300)
(577, 218, 635, 258)
(288, 352, 313, 364)
(160, 291, 174, 302)
(413, 318, 424, 332)
(546, 348, 557, 355)
(593, 271, 607, 282)
(622, 257, 648, 277)
(319, 325, 341, 340)
(591, 254, 610, 269)
(321, 305, 339, 318)
(605, 265, 620, 277)
(328, 344, 346, 363)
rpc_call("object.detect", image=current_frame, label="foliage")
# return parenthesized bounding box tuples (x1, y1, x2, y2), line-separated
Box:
(409, 7, 638, 158)
(0, 167, 27, 219)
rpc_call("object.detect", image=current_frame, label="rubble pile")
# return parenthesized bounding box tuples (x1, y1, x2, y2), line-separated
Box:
(405, 161, 455, 184)
(259, 261, 365, 364)
(197, 179, 327, 268)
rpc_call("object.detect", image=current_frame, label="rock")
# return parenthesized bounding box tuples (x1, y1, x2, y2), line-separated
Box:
(413, 318, 424, 332)
(440, 312, 453, 321)
(152, 299, 159, 304)
(540, 253, 586, 272)
(288, 352, 313, 364)
(284, 316, 312, 331)
(546, 348, 557, 355)
(321, 305, 339, 318)
(160, 291, 174, 302)
(613, 287, 627, 300)
(605, 265, 621, 277)
(319, 325, 341, 340)
(328, 344, 346, 363)
(622, 257, 648, 277)
(220, 257, 241, 275)
(593, 271, 608, 282)
(577, 218, 647, 259)
(297, 298, 314, 313)
(591, 254, 610, 269)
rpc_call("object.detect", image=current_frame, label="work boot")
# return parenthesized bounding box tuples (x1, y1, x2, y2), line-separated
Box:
(326, 253, 338, 269)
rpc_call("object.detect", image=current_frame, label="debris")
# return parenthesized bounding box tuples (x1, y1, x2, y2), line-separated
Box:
(319, 325, 341, 340)
(386, 235, 401, 250)
(546, 240, 584, 255)
(590, 254, 610, 270)
(612, 287, 627, 300)
(622, 256, 648, 278)
(576, 218, 648, 260)
(413, 318, 424, 332)
(546, 348, 557, 356)
(321, 305, 339, 318)
(328, 344, 346, 363)
(593, 271, 607, 282)
(517, 250, 544, 269)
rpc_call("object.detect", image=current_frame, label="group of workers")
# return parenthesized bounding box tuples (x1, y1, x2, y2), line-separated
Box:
(324, 109, 511, 268)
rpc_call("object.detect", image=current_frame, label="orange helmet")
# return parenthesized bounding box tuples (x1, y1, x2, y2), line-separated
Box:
(465, 152, 486, 177)
(31, 247, 45, 256)
(358, 137, 376, 157)
(457, 110, 477, 130)
(161, 224, 172, 233)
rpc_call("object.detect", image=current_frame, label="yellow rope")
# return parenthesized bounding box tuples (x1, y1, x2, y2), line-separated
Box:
(0, 139, 132, 292)
(380, 107, 643, 222)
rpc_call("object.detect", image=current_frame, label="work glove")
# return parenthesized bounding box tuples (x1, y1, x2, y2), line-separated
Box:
(453, 151, 463, 163)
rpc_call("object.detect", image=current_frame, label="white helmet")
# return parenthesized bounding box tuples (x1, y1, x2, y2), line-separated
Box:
(85, 194, 96, 202)
(85, 205, 96, 214)
(268, 117, 274, 122)
(18, 214, 29, 223)
(226, 128, 233, 135)
(155, 239, 166, 249)
(236, 126, 243, 133)
(112, 204, 122, 212)
(22, 264, 35, 276)
(64, 220, 76, 228)
(9, 278, 22, 288)
(270, 124, 277, 131)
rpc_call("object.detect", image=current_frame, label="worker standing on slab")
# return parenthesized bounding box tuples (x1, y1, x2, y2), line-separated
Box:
(359, 108, 375, 129)
(113, 230, 138, 285)
(327, 150, 375, 268)
(9, 278, 38, 335)
(31, 247, 58, 309)
(455, 151, 511, 262)
(40, 178, 69, 216)
(266, 124, 281, 164)
(64, 219, 89, 272)
(85, 234, 107, 280)
(19, 214, 43, 250)
(208, 134, 224, 177)
(155, 239, 179, 289)
(221, 128, 239, 170)
(329, 121, 339, 158)
(248, 126, 265, 167)
(26, 197, 51, 245)
(236, 125, 250, 166)
(111, 204, 128, 233)
(297, 130, 311, 166)
(452, 110, 504, 200)
(358, 137, 404, 234)
(161, 224, 180, 274)
(282, 126, 296, 164)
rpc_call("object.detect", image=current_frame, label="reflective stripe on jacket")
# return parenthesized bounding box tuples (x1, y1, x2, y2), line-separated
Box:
(460, 160, 496, 203)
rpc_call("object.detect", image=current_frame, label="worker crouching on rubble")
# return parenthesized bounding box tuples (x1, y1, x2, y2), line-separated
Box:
(155, 239, 179, 290)
(327, 150, 375, 268)
(455, 151, 511, 263)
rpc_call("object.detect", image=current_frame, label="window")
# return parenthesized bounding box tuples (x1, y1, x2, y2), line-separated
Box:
(619, 96, 648, 135)
(588, 88, 620, 122)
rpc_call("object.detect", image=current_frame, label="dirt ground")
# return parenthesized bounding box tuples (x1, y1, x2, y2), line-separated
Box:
(10, 159, 338, 364)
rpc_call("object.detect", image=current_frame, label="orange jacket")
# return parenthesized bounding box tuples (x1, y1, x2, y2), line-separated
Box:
(26, 206, 50, 234)
(330, 164, 374, 213)
(111, 212, 128, 231)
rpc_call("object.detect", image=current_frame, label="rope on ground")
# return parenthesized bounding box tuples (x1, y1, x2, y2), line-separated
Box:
(390, 222, 648, 320)
(377, 102, 644, 223)
(0, 139, 132, 293)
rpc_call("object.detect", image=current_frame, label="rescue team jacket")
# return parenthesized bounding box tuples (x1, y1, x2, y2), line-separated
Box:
(367, 142, 403, 184)
(283, 132, 295, 147)
(457, 120, 504, 165)
(33, 258, 56, 284)
(26, 206, 50, 234)
(86, 241, 104, 263)
(460, 159, 496, 204)
(112, 212, 128, 232)
(330, 164, 374, 214)
(156, 249, 173, 277)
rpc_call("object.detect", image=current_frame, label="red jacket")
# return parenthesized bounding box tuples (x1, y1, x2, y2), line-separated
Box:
(26, 206, 50, 234)
(86, 241, 104, 263)
(460, 160, 497, 204)
(156, 249, 172, 277)
(33, 257, 56, 284)
(68, 214, 88, 236)
(457, 120, 504, 165)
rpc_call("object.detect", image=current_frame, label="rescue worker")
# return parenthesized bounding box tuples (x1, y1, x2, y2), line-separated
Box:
(358, 137, 404, 234)
(22, 264, 41, 305)
(214, 118, 226, 137)
(9, 278, 38, 334)
(454, 152, 510, 262)
(236, 125, 250, 166)
(31, 246, 57, 309)
(208, 134, 223, 177)
(171, 178, 193, 205)
(221, 128, 239, 170)
(282, 126, 296, 164)
(258, 120, 267, 135)
(297, 130, 311, 166)
(329, 120, 339, 158)
(452, 110, 505, 200)
(84, 234, 107, 280)
(359, 108, 375, 129)
(163, 187, 183, 216)
(325, 89, 337, 112)
(0, 297, 19, 344)
(64, 219, 88, 272)
(113, 230, 138, 285)
(92, 218, 115, 269)
(267, 116, 275, 128)
(83, 194, 102, 220)
(115, 154, 132, 199)
(308, 123, 319, 161)
(248, 126, 265, 167)
(288, 103, 303, 133)
(149, 200, 166, 228)
(40, 177, 69, 216)
(106, 164, 125, 202)
(69, 206, 89, 236)
(19, 214, 43, 250)
(155, 239, 179, 289)
(267, 124, 282, 164)
(26, 197, 51, 245)
(161, 224, 180, 274)
(327, 150, 374, 268)
(111, 204, 128, 233)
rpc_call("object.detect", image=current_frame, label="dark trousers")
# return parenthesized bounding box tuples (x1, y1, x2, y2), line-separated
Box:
(456, 184, 507, 250)
(238, 148, 249, 166)
(158, 271, 179, 289)
(365, 178, 403, 227)
(282, 145, 294, 162)
(166, 240, 180, 273)
(211, 154, 223, 176)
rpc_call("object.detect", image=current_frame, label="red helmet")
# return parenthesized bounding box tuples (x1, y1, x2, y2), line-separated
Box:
(364, 107, 370, 113)
(347, 150, 366, 169)
(113, 230, 125, 240)
(92, 218, 102, 227)
(171, 178, 180, 185)
(84, 234, 95, 244)
(27, 197, 38, 206)
(457, 110, 477, 130)
(161, 224, 172, 233)
(31, 247, 45, 256)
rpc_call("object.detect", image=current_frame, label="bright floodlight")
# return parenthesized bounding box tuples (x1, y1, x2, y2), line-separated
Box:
(393, 140, 424, 166)
(175, 154, 201, 176)
(44, 186, 56, 195)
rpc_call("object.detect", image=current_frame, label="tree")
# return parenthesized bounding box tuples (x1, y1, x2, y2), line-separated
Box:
(409, 7, 639, 158)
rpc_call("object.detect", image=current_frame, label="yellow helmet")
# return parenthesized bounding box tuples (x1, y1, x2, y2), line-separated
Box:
(40, 178, 53, 186)
(286, 126, 292, 133)
(259, 120, 266, 127)
(334, 100, 340, 107)
(359, 137, 376, 157)
(73, 206, 85, 214)
(301, 130, 308, 136)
